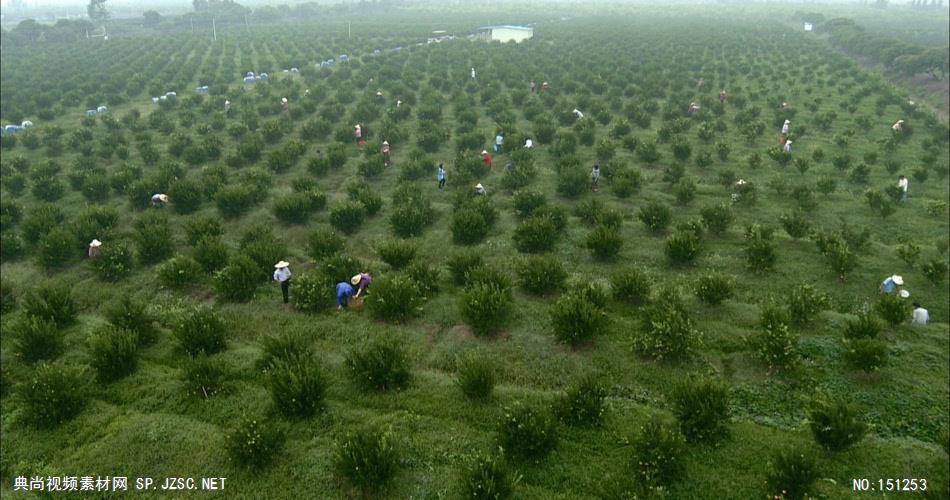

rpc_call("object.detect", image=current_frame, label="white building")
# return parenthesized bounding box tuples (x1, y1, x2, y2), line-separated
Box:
(477, 25, 534, 43)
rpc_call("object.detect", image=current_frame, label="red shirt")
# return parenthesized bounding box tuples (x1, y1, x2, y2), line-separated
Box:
(482, 154, 492, 167)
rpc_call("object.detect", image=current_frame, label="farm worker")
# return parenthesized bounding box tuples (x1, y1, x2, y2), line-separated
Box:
(151, 193, 168, 208)
(782, 119, 790, 136)
(281, 97, 288, 112)
(591, 164, 601, 192)
(474, 183, 487, 196)
(897, 175, 908, 203)
(783, 140, 792, 153)
(911, 302, 929, 325)
(481, 150, 492, 168)
(471, 67, 476, 80)
(524, 138, 533, 149)
(494, 133, 504, 153)
(687, 102, 699, 114)
(224, 100, 231, 115)
(396, 99, 403, 108)
(781, 102, 789, 109)
(352, 272, 373, 298)
(376, 90, 383, 100)
(541, 81, 549, 93)
(354, 124, 364, 146)
(437, 162, 446, 189)
(335, 280, 355, 310)
(719, 89, 726, 103)
(892, 120, 904, 132)
(529, 80, 536, 92)
(305, 89, 310, 96)
(879, 275, 903, 294)
(382, 141, 391, 167)
(504, 162, 514, 174)
(573, 108, 584, 119)
(88, 239, 102, 258)
(273, 261, 292, 304)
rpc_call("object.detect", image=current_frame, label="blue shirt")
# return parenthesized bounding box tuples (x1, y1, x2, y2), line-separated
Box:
(336, 282, 354, 305)
(437, 167, 445, 181)
(881, 278, 896, 294)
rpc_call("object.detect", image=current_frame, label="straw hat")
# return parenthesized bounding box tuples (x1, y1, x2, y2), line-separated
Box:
(157, 194, 169, 202)
(891, 275, 903, 286)
(897, 120, 904, 124)
(900, 290, 910, 298)
(481, 150, 488, 155)
(351, 274, 362, 286)
(275, 261, 290, 268)
(475, 183, 484, 190)
(736, 179, 747, 185)
(89, 239, 102, 248)
(383, 141, 389, 145)
(784, 119, 790, 124)
(281, 97, 288, 103)
(354, 124, 360, 129)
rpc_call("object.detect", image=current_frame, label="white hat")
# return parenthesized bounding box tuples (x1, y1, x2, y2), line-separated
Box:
(281, 97, 288, 103)
(899, 290, 910, 298)
(351, 274, 362, 285)
(481, 150, 488, 155)
(475, 183, 484, 189)
(89, 239, 102, 247)
(736, 179, 747, 185)
(275, 261, 290, 268)
(156, 194, 169, 202)
(354, 124, 361, 128)
(891, 275, 903, 286)
(376, 91, 382, 96)
(785, 140, 792, 145)
(383, 141, 388, 145)
(784, 119, 790, 124)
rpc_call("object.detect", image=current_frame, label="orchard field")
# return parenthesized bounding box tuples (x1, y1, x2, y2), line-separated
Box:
(1, 9, 949, 499)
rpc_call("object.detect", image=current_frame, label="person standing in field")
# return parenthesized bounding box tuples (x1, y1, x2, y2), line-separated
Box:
(719, 89, 726, 104)
(892, 120, 904, 133)
(783, 140, 792, 154)
(382, 141, 391, 167)
(281, 97, 288, 112)
(591, 164, 601, 192)
(494, 133, 504, 153)
(151, 193, 168, 208)
(224, 99, 231, 115)
(529, 80, 536, 92)
(911, 302, 929, 325)
(781, 119, 790, 136)
(475, 183, 487, 196)
(273, 261, 292, 304)
(437, 161, 446, 189)
(687, 102, 699, 114)
(471, 67, 476, 80)
(541, 81, 549, 93)
(88, 239, 102, 258)
(481, 150, 493, 168)
(897, 175, 909, 203)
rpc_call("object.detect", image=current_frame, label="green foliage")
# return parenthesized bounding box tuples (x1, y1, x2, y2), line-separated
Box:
(787, 284, 828, 326)
(497, 404, 559, 461)
(104, 295, 158, 346)
(460, 282, 513, 337)
(456, 352, 497, 401)
(345, 338, 411, 392)
(193, 237, 229, 273)
(765, 448, 819, 500)
(37, 227, 76, 269)
(611, 268, 652, 305)
(512, 190, 546, 217)
(757, 306, 799, 370)
(553, 376, 607, 427)
(376, 239, 417, 270)
(665, 230, 701, 266)
(843, 338, 889, 373)
(452, 208, 490, 245)
(670, 376, 730, 442)
(88, 326, 138, 382)
(368, 274, 424, 323)
(634, 290, 700, 361)
(550, 294, 607, 347)
(808, 397, 867, 452)
(334, 426, 401, 491)
(586, 225, 623, 261)
(18, 363, 88, 428)
(289, 273, 334, 313)
(921, 258, 947, 285)
(267, 357, 328, 419)
(461, 453, 519, 500)
(173, 307, 227, 357)
(329, 200, 367, 234)
(555, 167, 588, 198)
(875, 292, 907, 327)
(700, 203, 733, 235)
(182, 354, 230, 398)
(780, 210, 812, 239)
(638, 201, 672, 234)
(226, 415, 285, 469)
(21, 281, 77, 328)
(157, 256, 203, 289)
(12, 315, 62, 364)
(629, 417, 687, 491)
(743, 224, 776, 272)
(512, 215, 558, 253)
(214, 254, 261, 302)
(519, 255, 567, 295)
(306, 228, 345, 260)
(390, 198, 434, 238)
(694, 273, 734, 305)
(133, 212, 174, 265)
(844, 305, 882, 339)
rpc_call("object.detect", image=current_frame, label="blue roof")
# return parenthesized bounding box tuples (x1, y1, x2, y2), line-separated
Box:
(478, 25, 533, 31)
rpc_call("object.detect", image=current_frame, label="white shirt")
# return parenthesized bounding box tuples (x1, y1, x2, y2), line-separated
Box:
(912, 307, 929, 325)
(898, 178, 908, 192)
(524, 139, 533, 148)
(495, 135, 503, 145)
(273, 267, 292, 282)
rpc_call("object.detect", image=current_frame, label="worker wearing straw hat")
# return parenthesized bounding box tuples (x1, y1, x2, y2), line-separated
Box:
(353, 124, 364, 146)
(281, 97, 289, 112)
(481, 150, 492, 168)
(892, 120, 904, 133)
(782, 119, 790, 136)
(335, 279, 355, 310)
(273, 261, 292, 304)
(151, 193, 168, 208)
(88, 239, 102, 258)
(475, 183, 487, 196)
(879, 274, 903, 295)
(382, 141, 391, 167)
(352, 272, 373, 298)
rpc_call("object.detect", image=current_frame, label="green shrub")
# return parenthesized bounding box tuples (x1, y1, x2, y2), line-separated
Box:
(157, 256, 203, 289)
(634, 290, 699, 361)
(460, 282, 514, 337)
(765, 448, 819, 500)
(133, 212, 174, 265)
(638, 201, 672, 234)
(512, 215, 558, 253)
(18, 363, 87, 428)
(670, 376, 730, 442)
(743, 224, 776, 272)
(844, 305, 882, 339)
(368, 274, 424, 323)
(780, 210, 812, 239)
(787, 284, 828, 326)
(456, 352, 497, 401)
(390, 202, 433, 238)
(104, 296, 158, 346)
(214, 254, 261, 302)
(586, 225, 623, 261)
(808, 397, 867, 452)
(173, 307, 227, 356)
(21, 281, 77, 327)
(512, 190, 546, 217)
(611, 268, 651, 305)
(0, 281, 14, 313)
(20, 203, 65, 244)
(843, 338, 889, 373)
(555, 167, 588, 198)
(258, 329, 313, 370)
(88, 327, 138, 382)
(193, 237, 230, 273)
(462, 453, 519, 500)
(345, 338, 411, 392)
(695, 273, 734, 305)
(329, 200, 367, 234)
(553, 376, 607, 426)
(92, 241, 135, 281)
(875, 292, 907, 327)
(571, 280, 610, 309)
(37, 227, 76, 269)
(377, 240, 417, 270)
(272, 193, 316, 224)
(629, 417, 687, 490)
(214, 184, 257, 218)
(182, 216, 223, 246)
(322, 254, 366, 284)
(334, 426, 401, 491)
(665, 230, 701, 266)
(452, 208, 490, 245)
(921, 258, 948, 285)
(519, 255, 566, 295)
(674, 177, 697, 205)
(13, 315, 63, 364)
(448, 252, 483, 286)
(346, 181, 383, 215)
(182, 354, 230, 398)
(758, 316, 799, 369)
(550, 295, 607, 348)
(267, 357, 328, 419)
(290, 273, 334, 313)
(169, 177, 205, 214)
(239, 225, 287, 274)
(497, 404, 559, 461)
(226, 415, 285, 469)
(306, 228, 345, 260)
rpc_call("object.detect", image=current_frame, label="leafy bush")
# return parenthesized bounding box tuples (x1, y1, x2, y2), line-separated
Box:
(875, 292, 906, 327)
(133, 212, 174, 265)
(214, 184, 257, 218)
(88, 326, 138, 382)
(214, 254, 261, 302)
(757, 311, 799, 369)
(346, 181, 383, 215)
(665, 230, 701, 266)
(37, 227, 76, 269)
(289, 272, 334, 313)
(553, 376, 607, 426)
(844, 305, 882, 339)
(272, 192, 319, 224)
(376, 240, 417, 270)
(18, 363, 88, 428)
(699, 203, 733, 236)
(368, 274, 424, 323)
(612, 268, 651, 305)
(670, 376, 730, 442)
(629, 417, 687, 491)
(193, 237, 230, 273)
(921, 258, 947, 285)
(550, 294, 607, 347)
(674, 177, 697, 205)
(843, 338, 889, 373)
(226, 415, 285, 468)
(306, 228, 345, 260)
(512, 215, 558, 253)
(21, 281, 77, 327)
(329, 200, 367, 234)
(173, 307, 227, 356)
(267, 357, 328, 419)
(695, 273, 734, 305)
(456, 352, 497, 401)
(13, 315, 62, 364)
(390, 201, 433, 238)
(512, 190, 546, 217)
(169, 177, 205, 214)
(586, 225, 623, 260)
(780, 210, 812, 239)
(519, 255, 566, 295)
(765, 448, 819, 500)
(743, 224, 776, 272)
(447, 252, 483, 286)
(462, 453, 519, 500)
(258, 329, 313, 371)
(633, 290, 700, 361)
(182, 354, 230, 398)
(452, 208, 490, 245)
(104, 295, 158, 346)
(637, 201, 673, 234)
(555, 167, 588, 198)
(787, 284, 828, 326)
(460, 282, 514, 337)
(334, 426, 400, 491)
(808, 397, 867, 452)
(322, 254, 366, 284)
(90, 241, 134, 281)
(497, 404, 559, 461)
(345, 338, 411, 392)
(157, 256, 203, 289)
